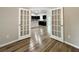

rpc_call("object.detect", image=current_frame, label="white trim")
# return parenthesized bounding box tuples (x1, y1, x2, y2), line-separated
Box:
(0, 36, 31, 48)
(0, 39, 22, 48)
(50, 35, 63, 42)
(19, 35, 30, 40)
(29, 9, 31, 36)
(51, 7, 63, 11)
(61, 7, 64, 40)
(18, 8, 20, 40)
(64, 41, 79, 49)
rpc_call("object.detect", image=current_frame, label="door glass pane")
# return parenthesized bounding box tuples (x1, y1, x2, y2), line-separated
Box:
(20, 10, 23, 27)
(58, 26, 61, 32)
(55, 21, 58, 25)
(20, 31, 23, 36)
(24, 10, 27, 35)
(52, 9, 62, 38)
(55, 26, 58, 32)
(52, 31, 54, 35)
(20, 9, 30, 36)
(58, 32, 61, 37)
(58, 20, 61, 25)
(55, 31, 58, 36)
(26, 11, 29, 34)
(20, 10, 23, 36)
(58, 15, 61, 21)
(58, 9, 61, 14)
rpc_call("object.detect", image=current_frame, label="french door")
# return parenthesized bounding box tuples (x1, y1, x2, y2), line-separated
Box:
(50, 8, 63, 42)
(19, 8, 31, 40)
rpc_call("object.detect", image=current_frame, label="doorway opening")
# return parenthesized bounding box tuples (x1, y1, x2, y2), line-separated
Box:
(19, 7, 63, 43)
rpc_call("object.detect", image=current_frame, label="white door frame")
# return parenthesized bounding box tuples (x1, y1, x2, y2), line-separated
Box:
(18, 8, 31, 40)
(50, 7, 64, 42)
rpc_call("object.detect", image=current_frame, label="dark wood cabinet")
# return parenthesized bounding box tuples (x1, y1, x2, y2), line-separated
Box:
(38, 21, 46, 26)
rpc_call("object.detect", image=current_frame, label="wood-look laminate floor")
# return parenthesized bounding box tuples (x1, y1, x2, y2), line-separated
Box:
(0, 26, 79, 52)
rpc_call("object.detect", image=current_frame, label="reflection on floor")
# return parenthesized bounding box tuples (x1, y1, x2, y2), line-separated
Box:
(30, 26, 50, 51)
(0, 26, 79, 52)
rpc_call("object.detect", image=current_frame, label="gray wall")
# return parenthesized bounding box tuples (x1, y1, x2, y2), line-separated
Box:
(0, 7, 19, 45)
(64, 7, 79, 47)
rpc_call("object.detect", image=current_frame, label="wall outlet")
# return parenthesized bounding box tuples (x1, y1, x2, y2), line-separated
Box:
(68, 35, 71, 39)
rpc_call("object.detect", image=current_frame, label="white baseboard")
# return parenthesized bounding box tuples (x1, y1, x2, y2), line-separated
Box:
(50, 35, 63, 42)
(64, 41, 79, 49)
(0, 39, 22, 48)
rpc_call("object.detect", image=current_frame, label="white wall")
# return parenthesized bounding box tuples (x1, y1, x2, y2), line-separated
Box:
(0, 7, 19, 46)
(47, 9, 52, 36)
(64, 7, 79, 48)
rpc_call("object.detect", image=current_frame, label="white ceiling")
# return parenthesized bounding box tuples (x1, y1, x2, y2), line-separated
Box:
(29, 7, 57, 15)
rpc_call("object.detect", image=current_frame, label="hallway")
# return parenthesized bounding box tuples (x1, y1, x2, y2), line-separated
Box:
(0, 26, 79, 52)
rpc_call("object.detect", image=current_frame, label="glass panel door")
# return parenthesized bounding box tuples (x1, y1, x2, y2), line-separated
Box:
(19, 8, 31, 39)
(51, 8, 63, 42)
